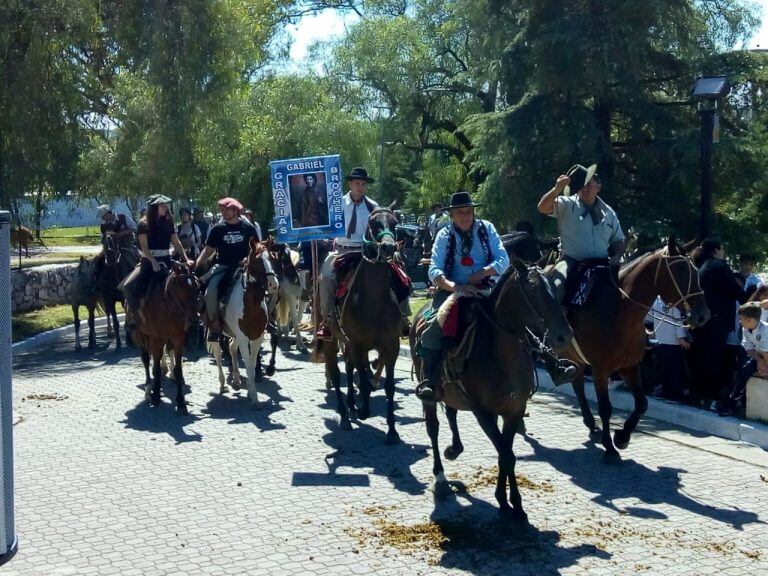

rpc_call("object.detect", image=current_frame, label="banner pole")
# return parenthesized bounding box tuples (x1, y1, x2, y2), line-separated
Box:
(311, 239, 320, 337)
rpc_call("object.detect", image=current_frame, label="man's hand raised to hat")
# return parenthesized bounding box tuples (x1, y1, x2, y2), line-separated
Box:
(554, 175, 570, 195)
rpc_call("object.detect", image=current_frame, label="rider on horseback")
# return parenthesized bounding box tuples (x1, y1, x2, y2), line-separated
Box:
(196, 197, 273, 341)
(97, 204, 139, 269)
(316, 166, 411, 339)
(121, 195, 194, 328)
(537, 164, 625, 303)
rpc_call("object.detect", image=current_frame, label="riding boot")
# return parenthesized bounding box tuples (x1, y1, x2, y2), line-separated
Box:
(415, 347, 445, 404)
(538, 350, 578, 386)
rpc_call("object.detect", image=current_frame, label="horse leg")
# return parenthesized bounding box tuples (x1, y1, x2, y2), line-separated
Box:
(614, 365, 647, 450)
(73, 305, 82, 352)
(344, 354, 357, 420)
(354, 349, 372, 421)
(291, 296, 307, 353)
(425, 402, 452, 498)
(266, 328, 278, 377)
(594, 373, 620, 464)
(244, 337, 263, 408)
(383, 355, 400, 445)
(111, 302, 122, 348)
(228, 338, 241, 390)
(501, 412, 528, 522)
(141, 347, 152, 400)
(171, 339, 188, 415)
(444, 406, 464, 460)
(473, 410, 517, 518)
(87, 306, 96, 350)
(571, 370, 598, 434)
(208, 340, 228, 394)
(149, 341, 163, 406)
(326, 341, 351, 430)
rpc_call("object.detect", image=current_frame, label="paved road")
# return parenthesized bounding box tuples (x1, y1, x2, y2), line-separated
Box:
(7, 332, 768, 575)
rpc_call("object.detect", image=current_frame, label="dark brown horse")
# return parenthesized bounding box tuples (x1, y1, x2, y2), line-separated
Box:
(131, 262, 200, 414)
(10, 225, 33, 257)
(98, 232, 134, 349)
(314, 204, 403, 443)
(564, 238, 710, 463)
(70, 255, 101, 351)
(409, 257, 574, 520)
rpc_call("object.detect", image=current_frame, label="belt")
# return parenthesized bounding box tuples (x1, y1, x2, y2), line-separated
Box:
(148, 249, 170, 257)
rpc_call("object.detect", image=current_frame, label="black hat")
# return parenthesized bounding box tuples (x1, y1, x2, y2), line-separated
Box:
(345, 167, 375, 183)
(564, 164, 597, 196)
(442, 191, 482, 210)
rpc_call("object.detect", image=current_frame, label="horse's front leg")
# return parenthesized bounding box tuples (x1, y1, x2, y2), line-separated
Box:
(444, 406, 464, 460)
(208, 340, 228, 394)
(614, 365, 647, 450)
(383, 353, 400, 444)
(228, 338, 241, 390)
(111, 304, 122, 348)
(291, 297, 307, 353)
(593, 372, 620, 464)
(244, 337, 263, 408)
(266, 327, 278, 376)
(501, 411, 528, 522)
(474, 409, 515, 517)
(326, 341, 351, 430)
(352, 349, 371, 420)
(171, 338, 188, 415)
(571, 368, 597, 434)
(425, 402, 451, 499)
(141, 347, 152, 400)
(87, 306, 96, 350)
(149, 340, 164, 406)
(72, 305, 82, 352)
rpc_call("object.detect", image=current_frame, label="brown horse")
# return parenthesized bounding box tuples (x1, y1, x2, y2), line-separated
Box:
(314, 204, 403, 443)
(564, 237, 710, 463)
(10, 225, 33, 257)
(70, 255, 101, 351)
(131, 262, 200, 414)
(409, 257, 574, 519)
(98, 232, 134, 349)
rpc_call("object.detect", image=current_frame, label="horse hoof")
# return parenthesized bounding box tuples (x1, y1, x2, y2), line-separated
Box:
(357, 407, 370, 421)
(500, 507, 529, 524)
(385, 430, 401, 445)
(613, 430, 630, 450)
(150, 397, 162, 407)
(340, 418, 353, 431)
(444, 444, 464, 461)
(265, 366, 275, 377)
(325, 380, 333, 391)
(88, 342, 96, 351)
(74, 344, 82, 352)
(177, 403, 189, 416)
(347, 407, 358, 420)
(588, 427, 601, 440)
(603, 451, 622, 465)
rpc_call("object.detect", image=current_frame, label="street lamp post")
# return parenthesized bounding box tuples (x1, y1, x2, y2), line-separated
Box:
(691, 75, 729, 239)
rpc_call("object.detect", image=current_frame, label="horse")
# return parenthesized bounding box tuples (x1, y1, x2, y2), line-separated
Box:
(10, 225, 33, 257)
(131, 262, 200, 414)
(562, 237, 710, 463)
(265, 237, 309, 364)
(313, 203, 404, 443)
(208, 238, 274, 407)
(98, 232, 135, 349)
(69, 256, 101, 351)
(409, 256, 575, 519)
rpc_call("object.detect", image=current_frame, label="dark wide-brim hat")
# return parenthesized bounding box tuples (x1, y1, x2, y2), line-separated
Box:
(563, 164, 597, 196)
(442, 191, 482, 211)
(345, 167, 375, 183)
(147, 194, 172, 206)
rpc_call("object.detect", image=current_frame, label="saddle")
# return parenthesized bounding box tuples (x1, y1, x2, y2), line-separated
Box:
(333, 252, 412, 302)
(219, 267, 241, 307)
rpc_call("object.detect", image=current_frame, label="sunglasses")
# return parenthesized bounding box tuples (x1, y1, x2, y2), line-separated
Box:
(591, 174, 601, 184)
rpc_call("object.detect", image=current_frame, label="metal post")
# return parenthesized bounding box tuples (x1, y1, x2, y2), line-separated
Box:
(311, 240, 320, 339)
(699, 107, 715, 240)
(0, 210, 18, 565)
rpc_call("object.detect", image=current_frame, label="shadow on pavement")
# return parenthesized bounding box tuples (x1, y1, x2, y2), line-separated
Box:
(121, 400, 203, 445)
(202, 378, 291, 432)
(321, 418, 428, 495)
(522, 435, 764, 530)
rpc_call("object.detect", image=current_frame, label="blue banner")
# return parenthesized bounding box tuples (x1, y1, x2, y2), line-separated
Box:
(269, 155, 344, 243)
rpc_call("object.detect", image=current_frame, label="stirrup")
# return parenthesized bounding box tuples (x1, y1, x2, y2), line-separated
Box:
(415, 380, 442, 404)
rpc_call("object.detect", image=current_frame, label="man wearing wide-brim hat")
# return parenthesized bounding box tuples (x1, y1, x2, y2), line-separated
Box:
(537, 163, 626, 304)
(414, 191, 512, 403)
(316, 167, 379, 339)
(96, 203, 137, 252)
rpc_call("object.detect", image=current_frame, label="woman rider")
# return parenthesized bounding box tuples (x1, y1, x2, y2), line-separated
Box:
(121, 194, 195, 327)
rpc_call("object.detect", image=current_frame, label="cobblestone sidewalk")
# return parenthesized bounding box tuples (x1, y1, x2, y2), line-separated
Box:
(6, 334, 768, 575)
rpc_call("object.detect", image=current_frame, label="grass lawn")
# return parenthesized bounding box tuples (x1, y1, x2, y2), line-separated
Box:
(13, 253, 86, 269)
(41, 226, 101, 247)
(12, 302, 123, 343)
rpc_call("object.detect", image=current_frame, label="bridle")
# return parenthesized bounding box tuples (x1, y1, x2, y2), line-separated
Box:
(362, 208, 397, 263)
(243, 247, 274, 296)
(164, 266, 199, 319)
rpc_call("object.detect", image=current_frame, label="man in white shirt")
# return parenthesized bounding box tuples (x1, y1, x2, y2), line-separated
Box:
(722, 302, 768, 415)
(647, 296, 690, 401)
(316, 167, 379, 339)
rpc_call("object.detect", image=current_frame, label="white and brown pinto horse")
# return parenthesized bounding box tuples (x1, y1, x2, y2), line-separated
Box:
(209, 239, 277, 408)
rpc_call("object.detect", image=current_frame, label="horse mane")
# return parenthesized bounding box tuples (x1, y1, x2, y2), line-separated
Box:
(487, 265, 521, 308)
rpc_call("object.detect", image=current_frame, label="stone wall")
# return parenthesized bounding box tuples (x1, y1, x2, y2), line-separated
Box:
(12, 263, 78, 313)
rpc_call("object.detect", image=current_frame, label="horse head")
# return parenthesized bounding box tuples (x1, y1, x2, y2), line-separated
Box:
(103, 232, 119, 266)
(365, 202, 398, 263)
(245, 237, 273, 292)
(494, 255, 574, 354)
(654, 236, 710, 328)
(167, 261, 200, 319)
(267, 240, 300, 287)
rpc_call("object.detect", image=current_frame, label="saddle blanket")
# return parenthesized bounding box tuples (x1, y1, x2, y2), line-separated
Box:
(334, 254, 412, 301)
(569, 260, 610, 306)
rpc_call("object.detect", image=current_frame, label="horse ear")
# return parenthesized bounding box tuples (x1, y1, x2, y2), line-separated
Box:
(667, 236, 677, 253)
(681, 237, 700, 253)
(510, 254, 528, 276)
(388, 200, 397, 211)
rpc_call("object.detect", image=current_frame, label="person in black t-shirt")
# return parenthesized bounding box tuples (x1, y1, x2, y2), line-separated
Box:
(196, 197, 269, 339)
(120, 194, 194, 327)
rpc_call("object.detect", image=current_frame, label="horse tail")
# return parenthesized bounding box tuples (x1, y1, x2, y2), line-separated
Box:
(276, 293, 290, 327)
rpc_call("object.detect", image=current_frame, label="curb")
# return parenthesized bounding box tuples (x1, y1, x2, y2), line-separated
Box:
(399, 344, 768, 450)
(12, 314, 126, 355)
